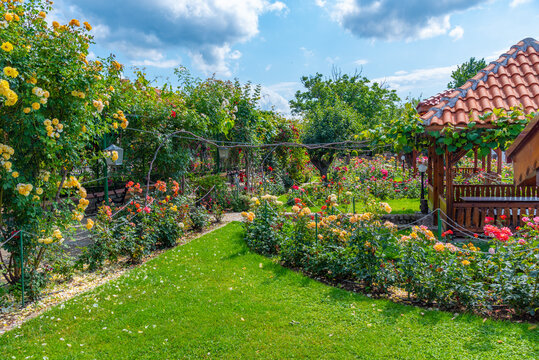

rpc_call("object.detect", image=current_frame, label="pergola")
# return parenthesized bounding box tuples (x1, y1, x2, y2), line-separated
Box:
(417, 38, 539, 232)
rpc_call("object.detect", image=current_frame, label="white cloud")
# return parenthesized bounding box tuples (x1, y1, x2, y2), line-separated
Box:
(266, 1, 288, 13)
(326, 56, 340, 64)
(131, 59, 182, 68)
(373, 64, 457, 93)
(323, 0, 487, 41)
(417, 15, 451, 40)
(55, 0, 287, 76)
(300, 46, 315, 58)
(189, 44, 241, 76)
(265, 64, 272, 71)
(315, 0, 327, 7)
(260, 86, 292, 115)
(353, 59, 368, 66)
(259, 81, 302, 116)
(510, 0, 531, 8)
(448, 25, 464, 41)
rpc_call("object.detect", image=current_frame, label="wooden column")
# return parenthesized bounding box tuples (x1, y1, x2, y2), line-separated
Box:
(473, 148, 478, 173)
(445, 150, 454, 230)
(496, 148, 502, 175)
(486, 152, 492, 184)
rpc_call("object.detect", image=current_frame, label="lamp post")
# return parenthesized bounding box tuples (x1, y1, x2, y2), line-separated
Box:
(104, 144, 124, 205)
(418, 162, 428, 214)
(401, 154, 406, 174)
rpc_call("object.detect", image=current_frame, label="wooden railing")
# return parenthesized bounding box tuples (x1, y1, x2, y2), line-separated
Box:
(453, 185, 539, 202)
(85, 187, 127, 214)
(453, 202, 539, 233)
(452, 167, 477, 177)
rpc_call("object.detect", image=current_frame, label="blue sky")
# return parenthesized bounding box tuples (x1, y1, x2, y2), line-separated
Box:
(53, 0, 539, 115)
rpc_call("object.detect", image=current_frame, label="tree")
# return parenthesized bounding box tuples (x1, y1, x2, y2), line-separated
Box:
(447, 57, 487, 89)
(301, 100, 359, 181)
(290, 71, 400, 131)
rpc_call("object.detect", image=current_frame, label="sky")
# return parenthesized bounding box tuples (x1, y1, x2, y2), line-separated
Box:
(52, 0, 539, 116)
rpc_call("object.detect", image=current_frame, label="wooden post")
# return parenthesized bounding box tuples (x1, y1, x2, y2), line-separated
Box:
(473, 148, 478, 173)
(445, 150, 454, 228)
(496, 148, 502, 175)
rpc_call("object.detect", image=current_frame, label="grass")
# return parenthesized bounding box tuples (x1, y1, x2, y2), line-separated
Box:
(277, 195, 420, 214)
(1, 223, 537, 359)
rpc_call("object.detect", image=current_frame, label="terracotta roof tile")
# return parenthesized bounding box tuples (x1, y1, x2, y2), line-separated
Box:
(419, 38, 539, 128)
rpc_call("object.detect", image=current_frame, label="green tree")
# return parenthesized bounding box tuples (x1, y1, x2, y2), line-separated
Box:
(447, 57, 487, 89)
(290, 71, 400, 131)
(301, 100, 359, 180)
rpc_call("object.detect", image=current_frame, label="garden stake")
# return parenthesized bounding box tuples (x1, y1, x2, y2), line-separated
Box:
(315, 213, 319, 241)
(19, 231, 25, 307)
(103, 135, 109, 206)
(437, 208, 442, 239)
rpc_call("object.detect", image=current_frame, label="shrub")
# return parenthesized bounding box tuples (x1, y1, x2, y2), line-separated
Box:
(189, 206, 210, 232)
(242, 196, 283, 256)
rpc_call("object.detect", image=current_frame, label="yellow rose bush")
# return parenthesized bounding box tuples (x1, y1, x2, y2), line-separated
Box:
(0, 0, 125, 298)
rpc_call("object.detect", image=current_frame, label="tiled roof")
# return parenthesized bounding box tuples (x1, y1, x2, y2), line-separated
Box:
(420, 38, 539, 128)
(416, 89, 454, 114)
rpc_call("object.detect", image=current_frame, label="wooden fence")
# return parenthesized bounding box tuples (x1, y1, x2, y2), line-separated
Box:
(453, 201, 539, 233)
(452, 185, 539, 202)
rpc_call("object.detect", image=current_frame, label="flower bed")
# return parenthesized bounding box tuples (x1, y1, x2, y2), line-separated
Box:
(242, 195, 539, 319)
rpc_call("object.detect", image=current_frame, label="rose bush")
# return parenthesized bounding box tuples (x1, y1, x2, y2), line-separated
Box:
(0, 0, 127, 297)
(243, 197, 539, 316)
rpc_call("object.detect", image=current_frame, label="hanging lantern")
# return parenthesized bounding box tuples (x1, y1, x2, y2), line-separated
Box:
(104, 144, 124, 166)
(218, 146, 230, 161)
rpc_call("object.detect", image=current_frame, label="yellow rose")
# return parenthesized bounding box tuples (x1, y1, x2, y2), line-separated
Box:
(69, 19, 80, 27)
(31, 102, 40, 110)
(52, 21, 60, 28)
(36, 187, 43, 195)
(38, 11, 46, 19)
(23, 107, 31, 114)
(86, 219, 94, 230)
(1, 42, 13, 52)
(12, 171, 19, 178)
(434, 243, 445, 252)
(53, 229, 62, 239)
(52, 118, 59, 125)
(4, 13, 13, 22)
(3, 66, 18, 78)
(83, 21, 92, 31)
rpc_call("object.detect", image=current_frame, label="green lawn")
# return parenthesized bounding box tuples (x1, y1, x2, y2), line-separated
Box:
(278, 195, 420, 214)
(1, 223, 536, 359)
